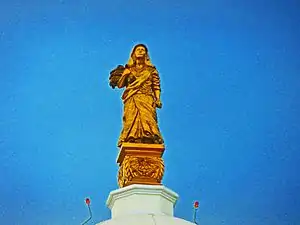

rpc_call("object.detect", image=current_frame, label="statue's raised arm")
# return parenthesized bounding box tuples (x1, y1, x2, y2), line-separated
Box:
(109, 44, 164, 147)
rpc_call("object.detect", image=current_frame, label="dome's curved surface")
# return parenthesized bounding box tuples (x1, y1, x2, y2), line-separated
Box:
(98, 214, 195, 225)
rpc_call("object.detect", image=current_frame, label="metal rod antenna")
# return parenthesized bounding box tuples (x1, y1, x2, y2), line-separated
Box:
(193, 201, 199, 224)
(81, 198, 93, 225)
(193, 208, 198, 224)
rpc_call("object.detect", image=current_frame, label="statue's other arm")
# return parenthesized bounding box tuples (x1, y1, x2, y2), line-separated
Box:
(152, 69, 162, 108)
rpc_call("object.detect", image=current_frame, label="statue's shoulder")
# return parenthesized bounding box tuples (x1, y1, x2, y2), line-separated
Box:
(148, 65, 158, 74)
(147, 65, 157, 73)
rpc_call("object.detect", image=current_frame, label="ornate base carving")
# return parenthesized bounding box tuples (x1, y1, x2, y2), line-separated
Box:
(117, 143, 165, 188)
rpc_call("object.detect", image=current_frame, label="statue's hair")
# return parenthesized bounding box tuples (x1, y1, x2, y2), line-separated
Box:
(126, 44, 154, 67)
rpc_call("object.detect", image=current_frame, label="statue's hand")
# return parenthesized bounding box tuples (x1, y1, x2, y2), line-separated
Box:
(155, 100, 162, 109)
(127, 74, 136, 84)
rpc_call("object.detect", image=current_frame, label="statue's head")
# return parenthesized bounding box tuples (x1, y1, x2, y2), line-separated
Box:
(127, 44, 153, 67)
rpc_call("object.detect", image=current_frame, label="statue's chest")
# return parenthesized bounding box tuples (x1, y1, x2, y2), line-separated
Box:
(131, 69, 152, 80)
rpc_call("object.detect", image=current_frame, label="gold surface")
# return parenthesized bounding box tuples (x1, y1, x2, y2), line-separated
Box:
(117, 143, 165, 187)
(109, 44, 164, 147)
(117, 142, 165, 164)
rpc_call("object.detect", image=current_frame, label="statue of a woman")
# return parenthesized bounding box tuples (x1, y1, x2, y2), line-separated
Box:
(109, 44, 164, 147)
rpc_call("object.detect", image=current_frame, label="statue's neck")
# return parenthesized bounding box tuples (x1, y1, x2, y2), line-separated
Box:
(135, 58, 145, 68)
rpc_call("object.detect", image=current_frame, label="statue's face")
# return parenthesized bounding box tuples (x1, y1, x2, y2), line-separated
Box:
(134, 46, 146, 59)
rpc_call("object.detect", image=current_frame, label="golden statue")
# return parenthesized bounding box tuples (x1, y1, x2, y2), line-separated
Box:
(109, 44, 164, 147)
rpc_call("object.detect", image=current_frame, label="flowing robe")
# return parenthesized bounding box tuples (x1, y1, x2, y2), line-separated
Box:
(117, 65, 164, 147)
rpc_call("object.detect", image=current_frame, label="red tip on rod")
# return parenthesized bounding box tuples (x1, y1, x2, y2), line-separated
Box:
(85, 198, 91, 205)
(194, 201, 199, 209)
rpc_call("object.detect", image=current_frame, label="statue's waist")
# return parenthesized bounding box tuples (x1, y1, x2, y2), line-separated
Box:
(122, 90, 154, 101)
(136, 88, 153, 95)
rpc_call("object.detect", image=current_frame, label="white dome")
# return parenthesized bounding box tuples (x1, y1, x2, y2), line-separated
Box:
(96, 185, 196, 225)
(98, 214, 196, 225)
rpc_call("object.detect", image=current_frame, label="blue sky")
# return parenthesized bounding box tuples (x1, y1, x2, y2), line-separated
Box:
(0, 0, 299, 224)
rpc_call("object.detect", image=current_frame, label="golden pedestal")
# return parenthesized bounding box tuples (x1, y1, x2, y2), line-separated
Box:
(117, 143, 165, 188)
